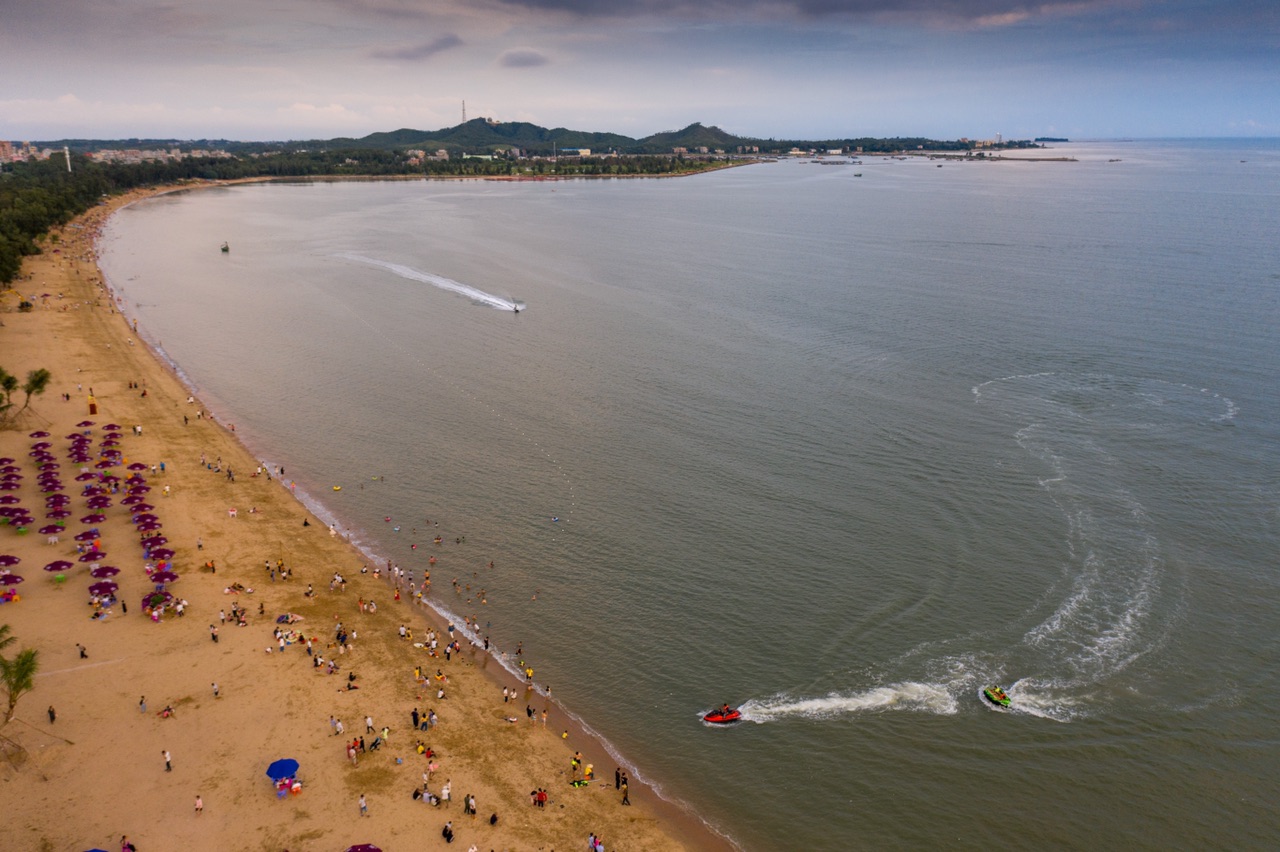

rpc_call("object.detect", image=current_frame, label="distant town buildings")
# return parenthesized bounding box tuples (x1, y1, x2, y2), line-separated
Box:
(0, 141, 233, 164)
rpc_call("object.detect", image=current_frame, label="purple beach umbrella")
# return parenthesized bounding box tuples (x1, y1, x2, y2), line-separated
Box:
(81, 514, 107, 524)
(79, 551, 107, 562)
(76, 421, 95, 427)
(44, 560, 74, 572)
(150, 571, 180, 583)
(127, 462, 148, 471)
(88, 581, 119, 595)
(0, 573, 23, 585)
(90, 566, 120, 578)
(103, 423, 121, 430)
(136, 522, 162, 532)
(29, 431, 50, 438)
(0, 555, 20, 567)
(47, 510, 72, 519)
(74, 473, 97, 482)
(39, 525, 65, 535)
(74, 530, 99, 541)
(150, 548, 175, 560)
(142, 535, 167, 546)
(0, 496, 18, 505)
(0, 482, 19, 491)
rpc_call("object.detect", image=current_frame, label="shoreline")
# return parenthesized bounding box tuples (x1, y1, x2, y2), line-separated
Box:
(1, 183, 735, 850)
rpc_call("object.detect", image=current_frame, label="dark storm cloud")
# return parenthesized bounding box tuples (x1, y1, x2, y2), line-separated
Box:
(499, 48, 551, 68)
(370, 34, 464, 60)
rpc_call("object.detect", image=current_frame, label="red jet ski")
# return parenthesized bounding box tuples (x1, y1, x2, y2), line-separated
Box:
(703, 705, 742, 724)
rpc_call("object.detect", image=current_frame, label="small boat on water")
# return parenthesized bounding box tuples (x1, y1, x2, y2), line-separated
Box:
(983, 686, 1011, 708)
(220, 242, 230, 253)
(703, 705, 742, 724)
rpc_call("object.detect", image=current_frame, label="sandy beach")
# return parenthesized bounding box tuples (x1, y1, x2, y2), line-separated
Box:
(0, 187, 712, 851)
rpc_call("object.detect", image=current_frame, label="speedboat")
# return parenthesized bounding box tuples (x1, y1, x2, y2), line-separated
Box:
(703, 707, 742, 724)
(983, 686, 1011, 708)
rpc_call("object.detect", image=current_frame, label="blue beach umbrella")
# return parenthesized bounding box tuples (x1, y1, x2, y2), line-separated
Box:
(266, 758, 299, 781)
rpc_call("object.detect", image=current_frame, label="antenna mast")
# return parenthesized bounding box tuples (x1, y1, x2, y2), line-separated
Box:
(462, 100, 466, 124)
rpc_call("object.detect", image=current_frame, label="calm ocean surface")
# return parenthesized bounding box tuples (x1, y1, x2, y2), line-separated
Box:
(100, 139, 1280, 849)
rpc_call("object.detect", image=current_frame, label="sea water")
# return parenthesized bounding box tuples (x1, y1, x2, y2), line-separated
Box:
(99, 140, 1280, 849)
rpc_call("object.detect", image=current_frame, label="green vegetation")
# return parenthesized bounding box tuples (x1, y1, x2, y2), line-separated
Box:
(0, 624, 40, 729)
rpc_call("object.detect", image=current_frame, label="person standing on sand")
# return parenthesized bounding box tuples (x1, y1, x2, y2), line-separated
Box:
(210, 624, 218, 643)
(163, 749, 172, 771)
(47, 705, 56, 724)
(359, 793, 368, 816)
(194, 794, 203, 814)
(139, 696, 146, 713)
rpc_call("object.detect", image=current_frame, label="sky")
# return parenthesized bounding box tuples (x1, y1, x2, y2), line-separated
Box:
(2, 0, 1277, 142)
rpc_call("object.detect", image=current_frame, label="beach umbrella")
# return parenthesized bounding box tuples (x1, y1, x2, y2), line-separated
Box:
(0, 482, 19, 491)
(88, 581, 118, 595)
(90, 565, 121, 577)
(127, 462, 147, 471)
(39, 525, 65, 535)
(74, 473, 96, 482)
(0, 507, 26, 518)
(265, 758, 300, 781)
(142, 535, 167, 546)
(132, 513, 158, 523)
(28, 431, 50, 438)
(131, 502, 155, 512)
(0, 574, 23, 585)
(80, 514, 107, 524)
(78, 551, 106, 562)
(143, 590, 171, 607)
(94, 461, 116, 469)
(103, 423, 121, 431)
(151, 571, 180, 583)
(122, 495, 143, 506)
(0, 555, 19, 567)
(82, 485, 105, 496)
(151, 548, 175, 560)
(344, 845, 381, 852)
(46, 494, 71, 504)
(31, 441, 52, 450)
(137, 522, 162, 532)
(47, 510, 72, 519)
(74, 530, 98, 542)
(2, 473, 21, 482)
(76, 421, 94, 427)
(44, 561, 74, 572)
(1, 466, 18, 473)
(130, 485, 151, 493)
(87, 497, 112, 509)
(0, 496, 18, 505)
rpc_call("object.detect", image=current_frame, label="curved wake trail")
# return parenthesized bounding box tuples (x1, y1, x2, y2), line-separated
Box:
(338, 253, 522, 311)
(743, 374, 1231, 724)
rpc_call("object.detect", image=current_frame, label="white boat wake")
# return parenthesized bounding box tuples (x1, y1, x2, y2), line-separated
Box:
(338, 253, 522, 311)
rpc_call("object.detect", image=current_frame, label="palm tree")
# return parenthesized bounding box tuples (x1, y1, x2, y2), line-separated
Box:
(1, 648, 39, 726)
(0, 368, 16, 420)
(0, 623, 13, 655)
(16, 368, 51, 417)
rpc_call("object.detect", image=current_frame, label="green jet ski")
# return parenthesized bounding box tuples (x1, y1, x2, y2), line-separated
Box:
(983, 686, 1011, 708)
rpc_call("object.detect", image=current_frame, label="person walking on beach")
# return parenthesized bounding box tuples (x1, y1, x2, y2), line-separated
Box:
(194, 794, 203, 814)
(211, 682, 219, 699)
(139, 696, 147, 713)
(359, 794, 368, 817)
(76, 643, 88, 659)
(163, 750, 172, 772)
(47, 705, 56, 724)
(210, 624, 218, 643)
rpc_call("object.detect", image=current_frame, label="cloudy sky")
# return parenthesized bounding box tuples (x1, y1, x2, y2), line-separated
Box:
(2, 0, 1276, 141)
